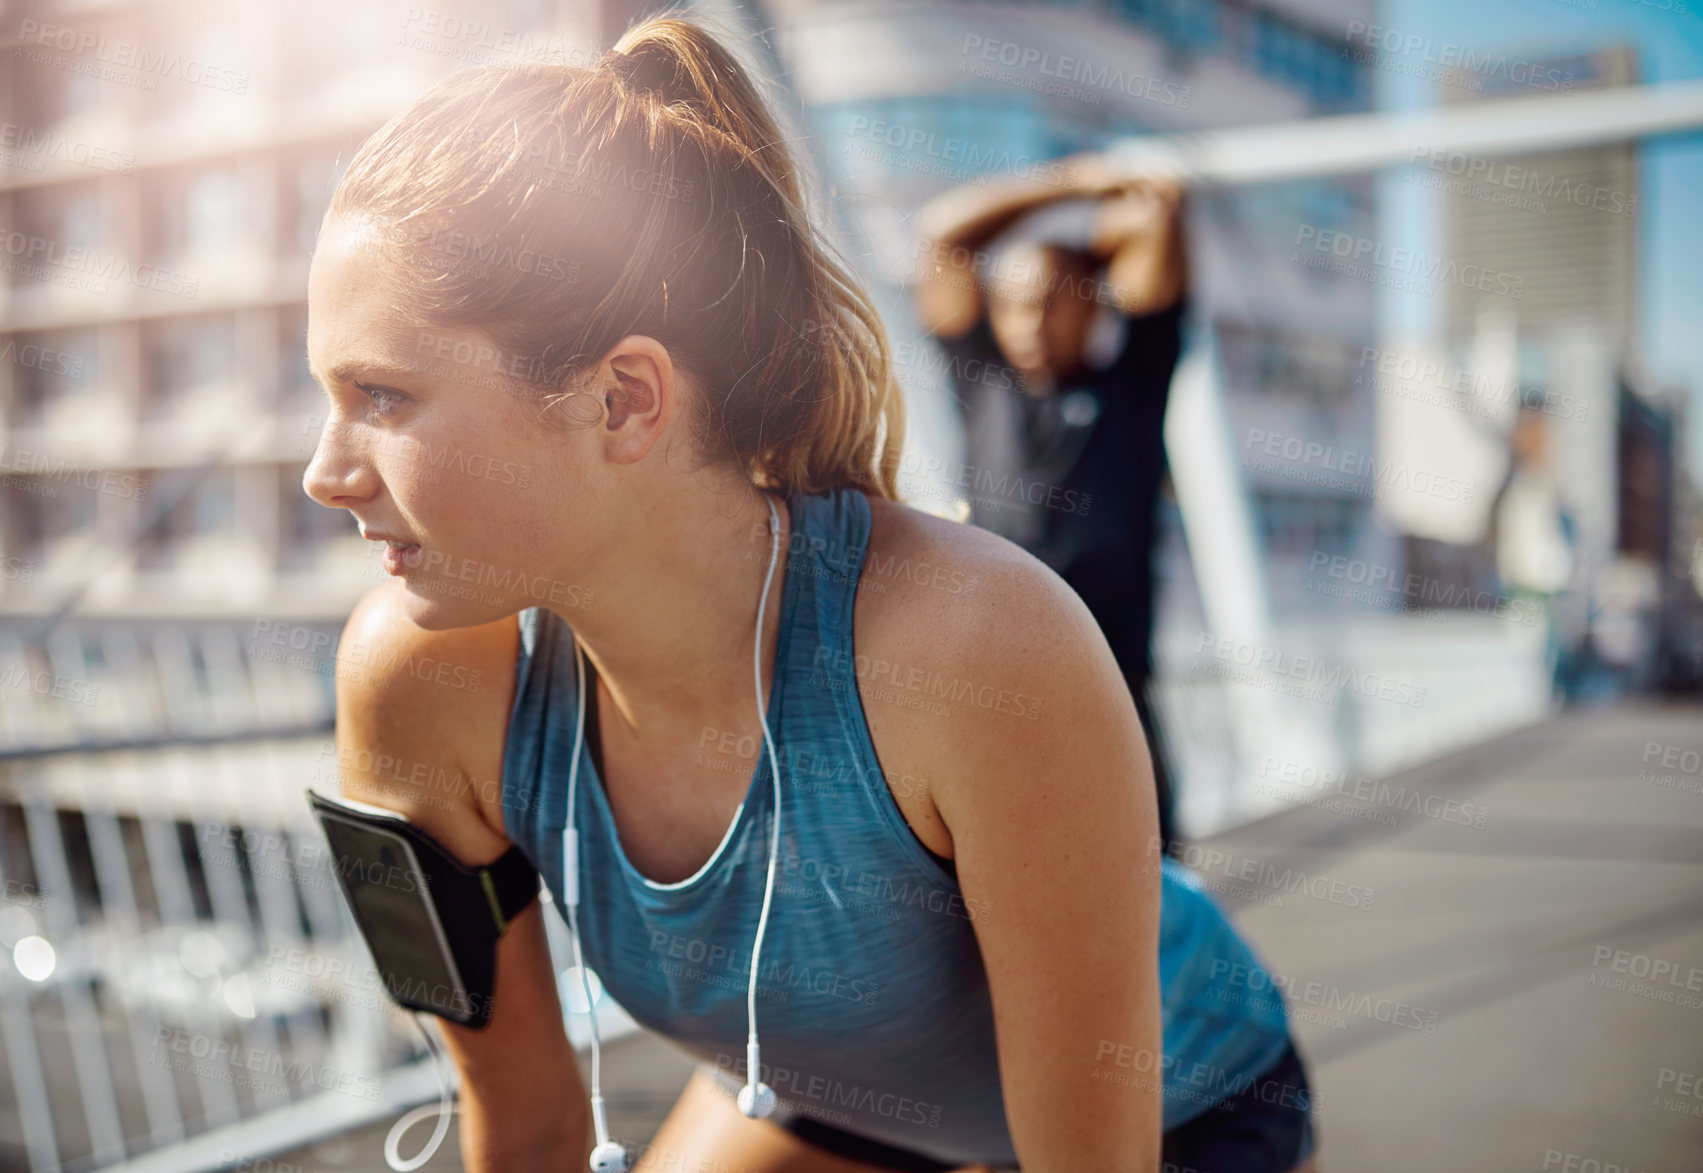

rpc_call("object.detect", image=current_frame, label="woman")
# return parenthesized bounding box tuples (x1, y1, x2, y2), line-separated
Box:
(303, 11, 1318, 1172)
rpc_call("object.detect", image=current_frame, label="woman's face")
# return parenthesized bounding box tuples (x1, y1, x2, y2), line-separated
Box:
(302, 217, 598, 631)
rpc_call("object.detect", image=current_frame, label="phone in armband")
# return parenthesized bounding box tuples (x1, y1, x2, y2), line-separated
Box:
(306, 788, 540, 1031)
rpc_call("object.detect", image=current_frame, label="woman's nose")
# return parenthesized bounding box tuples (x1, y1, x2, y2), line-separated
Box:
(301, 416, 380, 509)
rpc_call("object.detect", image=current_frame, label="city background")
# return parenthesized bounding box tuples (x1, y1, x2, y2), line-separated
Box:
(0, 0, 1699, 1169)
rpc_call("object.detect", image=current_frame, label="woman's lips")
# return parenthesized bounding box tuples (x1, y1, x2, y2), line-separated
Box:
(382, 541, 422, 574)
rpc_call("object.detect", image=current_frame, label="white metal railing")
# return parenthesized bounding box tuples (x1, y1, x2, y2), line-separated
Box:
(0, 621, 336, 757)
(0, 736, 404, 1172)
(1151, 610, 1557, 839)
(1, 714, 635, 1172)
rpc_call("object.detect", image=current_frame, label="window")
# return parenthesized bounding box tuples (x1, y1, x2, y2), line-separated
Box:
(1248, 9, 1365, 109)
(136, 468, 235, 570)
(1253, 13, 1295, 85)
(818, 93, 1083, 184)
(140, 12, 255, 123)
(142, 316, 234, 419)
(187, 170, 246, 251)
(7, 187, 102, 293)
(1111, 0, 1366, 110)
(279, 470, 352, 572)
(1167, 0, 1221, 52)
(1311, 45, 1359, 108)
(148, 165, 257, 267)
(285, 150, 351, 257)
(11, 477, 99, 561)
(1217, 320, 1361, 408)
(1112, 0, 1159, 25)
(10, 33, 108, 131)
(1255, 491, 1361, 559)
(277, 305, 314, 409)
(1233, 176, 1371, 247)
(8, 329, 99, 425)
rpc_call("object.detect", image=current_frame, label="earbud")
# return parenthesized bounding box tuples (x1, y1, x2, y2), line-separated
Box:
(737, 1080, 777, 1120)
(738, 1039, 776, 1118)
(590, 1140, 629, 1173)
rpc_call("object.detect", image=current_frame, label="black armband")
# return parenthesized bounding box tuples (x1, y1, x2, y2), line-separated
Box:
(307, 788, 540, 1030)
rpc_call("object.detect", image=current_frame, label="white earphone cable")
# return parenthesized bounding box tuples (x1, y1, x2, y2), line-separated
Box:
(567, 626, 627, 1172)
(743, 494, 786, 1116)
(561, 491, 785, 1172)
(382, 1012, 456, 1171)
(379, 494, 785, 1173)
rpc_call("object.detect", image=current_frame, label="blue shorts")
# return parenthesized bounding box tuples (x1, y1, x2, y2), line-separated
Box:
(1159, 1038, 1316, 1172)
(751, 1037, 1316, 1172)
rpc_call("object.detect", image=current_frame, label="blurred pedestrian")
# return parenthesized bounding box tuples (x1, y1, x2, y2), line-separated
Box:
(1490, 399, 1577, 699)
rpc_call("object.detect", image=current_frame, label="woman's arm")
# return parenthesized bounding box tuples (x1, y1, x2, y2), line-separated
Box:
(332, 583, 594, 1171)
(915, 559, 1166, 1171)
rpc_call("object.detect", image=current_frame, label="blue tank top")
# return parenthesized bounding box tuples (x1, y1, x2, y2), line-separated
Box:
(501, 486, 1291, 1166)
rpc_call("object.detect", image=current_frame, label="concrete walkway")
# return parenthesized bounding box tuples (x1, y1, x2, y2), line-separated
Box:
(267, 701, 1703, 1172)
(1216, 701, 1703, 1172)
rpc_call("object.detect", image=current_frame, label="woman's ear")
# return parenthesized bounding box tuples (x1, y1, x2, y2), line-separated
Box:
(602, 337, 672, 432)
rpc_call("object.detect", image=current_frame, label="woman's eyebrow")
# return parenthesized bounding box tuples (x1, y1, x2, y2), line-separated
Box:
(307, 356, 424, 387)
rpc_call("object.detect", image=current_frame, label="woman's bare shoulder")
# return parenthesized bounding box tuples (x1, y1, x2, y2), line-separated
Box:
(857, 493, 1154, 877)
(859, 493, 1091, 652)
(332, 582, 522, 856)
(857, 492, 1117, 760)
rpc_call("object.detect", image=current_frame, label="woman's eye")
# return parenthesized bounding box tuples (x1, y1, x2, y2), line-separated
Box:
(354, 382, 407, 416)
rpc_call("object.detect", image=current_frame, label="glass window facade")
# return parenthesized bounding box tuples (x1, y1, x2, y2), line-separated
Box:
(137, 468, 236, 570)
(142, 315, 235, 419)
(1254, 490, 1362, 559)
(1110, 0, 1366, 109)
(8, 328, 99, 425)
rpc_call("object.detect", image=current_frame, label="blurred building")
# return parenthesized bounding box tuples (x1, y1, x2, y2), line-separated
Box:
(1441, 45, 1639, 350)
(1421, 44, 1700, 701)
(0, 0, 601, 755)
(0, 3, 614, 1168)
(762, 0, 1389, 626)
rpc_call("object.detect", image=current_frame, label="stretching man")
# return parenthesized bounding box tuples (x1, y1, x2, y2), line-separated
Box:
(914, 156, 1189, 849)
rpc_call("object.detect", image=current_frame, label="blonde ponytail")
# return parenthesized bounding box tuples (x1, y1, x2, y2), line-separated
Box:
(326, 9, 906, 499)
